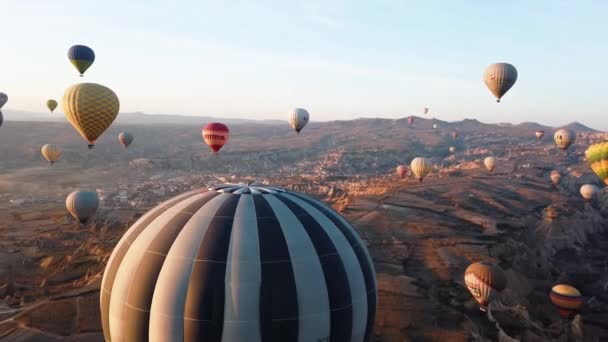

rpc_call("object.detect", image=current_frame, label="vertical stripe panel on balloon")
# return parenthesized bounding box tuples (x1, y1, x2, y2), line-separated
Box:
(264, 195, 332, 342)
(253, 195, 299, 341)
(121, 194, 219, 341)
(148, 192, 226, 342)
(183, 194, 240, 341)
(221, 195, 263, 342)
(285, 191, 376, 342)
(108, 194, 211, 341)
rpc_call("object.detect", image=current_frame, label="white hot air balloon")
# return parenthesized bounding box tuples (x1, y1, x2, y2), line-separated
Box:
(483, 63, 518, 102)
(288, 108, 310, 134)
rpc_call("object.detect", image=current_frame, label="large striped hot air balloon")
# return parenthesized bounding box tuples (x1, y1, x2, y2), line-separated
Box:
(41, 144, 62, 165)
(0, 92, 7, 108)
(585, 142, 608, 185)
(68, 45, 95, 76)
(410, 157, 432, 182)
(288, 108, 310, 134)
(580, 184, 599, 202)
(550, 284, 583, 319)
(100, 184, 377, 342)
(484, 156, 496, 172)
(553, 129, 575, 151)
(118, 132, 133, 149)
(202, 122, 229, 154)
(46, 99, 58, 113)
(62, 83, 120, 149)
(396, 165, 409, 178)
(483, 63, 518, 102)
(66, 191, 99, 223)
(464, 262, 507, 311)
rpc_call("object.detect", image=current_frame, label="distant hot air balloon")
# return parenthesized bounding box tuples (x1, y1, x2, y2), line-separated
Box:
(65, 191, 99, 223)
(68, 45, 95, 76)
(535, 130, 545, 140)
(452, 131, 459, 140)
(433, 123, 437, 129)
(46, 99, 58, 113)
(118, 132, 133, 149)
(62, 83, 120, 149)
(410, 157, 432, 182)
(449, 146, 456, 154)
(0, 92, 7, 108)
(396, 165, 409, 178)
(288, 108, 310, 134)
(483, 63, 518, 102)
(464, 262, 507, 311)
(202, 122, 229, 154)
(484, 157, 496, 172)
(585, 142, 608, 185)
(550, 284, 583, 319)
(553, 129, 575, 151)
(407, 116, 415, 126)
(423, 107, 429, 115)
(580, 184, 599, 202)
(550, 170, 561, 185)
(41, 144, 62, 165)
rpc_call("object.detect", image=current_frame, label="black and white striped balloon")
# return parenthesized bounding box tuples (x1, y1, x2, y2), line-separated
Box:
(101, 184, 377, 342)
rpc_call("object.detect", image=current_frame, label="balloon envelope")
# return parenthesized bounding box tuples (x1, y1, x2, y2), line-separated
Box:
(580, 184, 599, 202)
(396, 165, 409, 178)
(449, 146, 456, 154)
(41, 144, 62, 165)
(464, 262, 507, 311)
(585, 142, 608, 185)
(65, 191, 99, 223)
(553, 129, 575, 150)
(483, 63, 518, 102)
(0, 92, 7, 108)
(410, 157, 432, 182)
(68, 45, 95, 76)
(288, 108, 310, 134)
(408, 117, 414, 126)
(202, 122, 229, 154)
(423, 107, 429, 114)
(118, 132, 134, 148)
(550, 170, 561, 185)
(46, 99, 58, 113)
(100, 184, 377, 342)
(535, 130, 545, 140)
(62, 83, 120, 148)
(550, 284, 583, 319)
(484, 157, 496, 172)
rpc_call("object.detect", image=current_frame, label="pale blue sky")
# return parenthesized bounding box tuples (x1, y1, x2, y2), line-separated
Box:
(1, 0, 607, 128)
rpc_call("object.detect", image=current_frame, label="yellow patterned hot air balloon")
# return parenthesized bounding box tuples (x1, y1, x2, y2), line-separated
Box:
(46, 99, 58, 113)
(410, 157, 433, 182)
(585, 142, 608, 185)
(62, 83, 119, 149)
(41, 144, 62, 165)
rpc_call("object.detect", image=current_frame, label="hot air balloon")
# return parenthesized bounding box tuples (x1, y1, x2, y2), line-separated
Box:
(0, 92, 7, 108)
(464, 262, 507, 311)
(535, 130, 545, 140)
(410, 157, 432, 182)
(550, 284, 583, 319)
(550, 170, 561, 186)
(423, 107, 429, 115)
(449, 146, 456, 154)
(288, 108, 310, 134)
(62, 83, 119, 149)
(396, 165, 409, 178)
(46, 99, 58, 113)
(41, 144, 62, 165)
(68, 45, 95, 76)
(433, 124, 437, 129)
(202, 122, 229, 154)
(484, 157, 496, 172)
(580, 184, 599, 202)
(553, 129, 575, 151)
(65, 191, 99, 223)
(452, 131, 459, 140)
(585, 142, 608, 185)
(0, 111, 3, 128)
(483, 63, 518, 102)
(118, 132, 133, 149)
(100, 184, 377, 342)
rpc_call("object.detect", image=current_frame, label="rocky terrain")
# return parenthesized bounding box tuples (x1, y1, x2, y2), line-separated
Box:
(0, 117, 607, 341)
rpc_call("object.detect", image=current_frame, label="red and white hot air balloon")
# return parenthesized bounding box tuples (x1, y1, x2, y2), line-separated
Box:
(202, 122, 229, 154)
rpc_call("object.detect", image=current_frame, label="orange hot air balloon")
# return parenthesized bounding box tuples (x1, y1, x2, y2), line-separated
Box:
(550, 284, 583, 319)
(202, 122, 229, 154)
(396, 165, 409, 178)
(465, 262, 507, 311)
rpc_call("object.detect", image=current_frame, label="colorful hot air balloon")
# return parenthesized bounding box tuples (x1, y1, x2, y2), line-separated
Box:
(396, 165, 409, 178)
(553, 129, 575, 151)
(483, 63, 518, 102)
(62, 83, 120, 149)
(0, 92, 7, 108)
(65, 191, 99, 223)
(484, 157, 496, 172)
(46, 99, 58, 113)
(550, 170, 561, 185)
(550, 284, 584, 319)
(408, 116, 414, 126)
(100, 184, 377, 342)
(68, 45, 95, 76)
(580, 184, 599, 202)
(410, 157, 432, 182)
(41, 144, 62, 165)
(423, 107, 429, 115)
(449, 146, 456, 154)
(118, 132, 133, 149)
(288, 108, 310, 134)
(464, 262, 507, 311)
(585, 142, 608, 185)
(452, 131, 459, 140)
(535, 130, 545, 140)
(202, 122, 229, 154)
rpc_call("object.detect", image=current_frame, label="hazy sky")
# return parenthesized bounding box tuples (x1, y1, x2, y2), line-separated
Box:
(1, 0, 607, 128)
